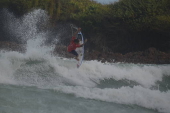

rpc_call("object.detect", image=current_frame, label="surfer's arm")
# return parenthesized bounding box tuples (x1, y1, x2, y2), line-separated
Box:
(73, 28, 81, 37)
(79, 39, 87, 47)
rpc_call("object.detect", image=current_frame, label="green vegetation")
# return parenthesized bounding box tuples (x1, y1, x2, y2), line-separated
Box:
(0, 0, 170, 53)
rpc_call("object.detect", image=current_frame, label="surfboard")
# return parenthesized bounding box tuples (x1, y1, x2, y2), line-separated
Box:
(75, 32, 84, 68)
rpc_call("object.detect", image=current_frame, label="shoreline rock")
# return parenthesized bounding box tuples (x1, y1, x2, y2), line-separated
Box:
(85, 47, 170, 64)
(0, 41, 25, 52)
(0, 41, 169, 64)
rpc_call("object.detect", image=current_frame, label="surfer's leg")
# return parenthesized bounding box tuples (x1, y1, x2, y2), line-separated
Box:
(75, 57, 79, 61)
(70, 50, 79, 61)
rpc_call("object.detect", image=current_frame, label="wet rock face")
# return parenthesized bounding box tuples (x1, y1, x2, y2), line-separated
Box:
(0, 41, 25, 52)
(85, 48, 170, 64)
(0, 42, 169, 64)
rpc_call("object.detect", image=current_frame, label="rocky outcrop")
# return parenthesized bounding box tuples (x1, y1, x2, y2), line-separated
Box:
(0, 41, 25, 52)
(0, 42, 169, 64)
(85, 47, 170, 64)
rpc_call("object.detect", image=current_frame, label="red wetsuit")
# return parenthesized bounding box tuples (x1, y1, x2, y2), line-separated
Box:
(67, 37, 80, 52)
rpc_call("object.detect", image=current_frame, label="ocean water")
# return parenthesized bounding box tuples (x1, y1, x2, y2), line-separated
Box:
(0, 9, 170, 113)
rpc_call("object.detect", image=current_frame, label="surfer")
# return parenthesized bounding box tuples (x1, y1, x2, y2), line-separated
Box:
(67, 28, 87, 61)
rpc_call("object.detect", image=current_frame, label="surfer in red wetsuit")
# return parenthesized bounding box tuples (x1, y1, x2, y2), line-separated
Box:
(67, 28, 87, 61)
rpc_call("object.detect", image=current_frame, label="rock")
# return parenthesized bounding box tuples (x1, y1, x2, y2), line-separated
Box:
(0, 41, 25, 52)
(1, 41, 169, 64)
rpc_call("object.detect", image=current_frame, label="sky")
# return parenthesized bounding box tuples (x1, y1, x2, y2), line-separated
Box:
(94, 0, 119, 4)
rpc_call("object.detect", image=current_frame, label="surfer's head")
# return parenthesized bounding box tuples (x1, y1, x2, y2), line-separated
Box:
(74, 39, 79, 44)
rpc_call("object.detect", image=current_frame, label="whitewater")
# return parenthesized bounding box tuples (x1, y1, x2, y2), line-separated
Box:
(0, 9, 170, 113)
